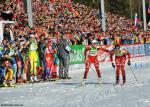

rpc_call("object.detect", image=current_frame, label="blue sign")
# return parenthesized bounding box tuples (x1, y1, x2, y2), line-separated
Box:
(144, 43, 150, 56)
(121, 44, 146, 57)
(138, 44, 146, 56)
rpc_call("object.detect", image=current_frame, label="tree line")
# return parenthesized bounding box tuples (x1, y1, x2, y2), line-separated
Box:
(74, 0, 150, 22)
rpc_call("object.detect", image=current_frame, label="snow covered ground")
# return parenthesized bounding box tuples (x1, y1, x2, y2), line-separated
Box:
(0, 56, 150, 107)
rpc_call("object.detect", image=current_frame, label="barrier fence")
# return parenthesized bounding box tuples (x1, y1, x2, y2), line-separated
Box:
(69, 43, 150, 64)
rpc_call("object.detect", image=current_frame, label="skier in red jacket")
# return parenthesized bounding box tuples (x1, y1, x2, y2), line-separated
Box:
(110, 44, 131, 85)
(82, 40, 109, 85)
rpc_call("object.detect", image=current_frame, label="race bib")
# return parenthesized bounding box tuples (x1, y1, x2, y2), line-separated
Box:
(89, 48, 98, 56)
(30, 43, 37, 51)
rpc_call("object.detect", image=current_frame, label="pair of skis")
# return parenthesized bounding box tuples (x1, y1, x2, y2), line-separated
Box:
(75, 81, 129, 89)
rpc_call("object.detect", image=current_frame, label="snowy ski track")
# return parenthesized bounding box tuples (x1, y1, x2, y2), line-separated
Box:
(0, 57, 150, 107)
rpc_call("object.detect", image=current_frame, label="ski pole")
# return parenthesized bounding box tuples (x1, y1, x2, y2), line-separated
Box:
(89, 66, 95, 72)
(129, 66, 138, 82)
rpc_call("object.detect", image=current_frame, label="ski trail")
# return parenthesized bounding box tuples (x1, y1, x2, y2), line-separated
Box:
(0, 57, 150, 107)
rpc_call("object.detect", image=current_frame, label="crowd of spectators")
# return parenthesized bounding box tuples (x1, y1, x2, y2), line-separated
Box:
(0, 0, 150, 46)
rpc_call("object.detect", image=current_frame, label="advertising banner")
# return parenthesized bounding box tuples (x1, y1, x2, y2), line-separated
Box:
(69, 45, 86, 64)
(144, 43, 150, 56)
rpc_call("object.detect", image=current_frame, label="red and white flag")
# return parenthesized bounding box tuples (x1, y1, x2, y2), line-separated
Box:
(134, 13, 139, 26)
(133, 13, 139, 30)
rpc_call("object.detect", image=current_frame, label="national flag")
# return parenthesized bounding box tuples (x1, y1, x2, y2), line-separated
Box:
(134, 13, 139, 30)
(134, 13, 139, 27)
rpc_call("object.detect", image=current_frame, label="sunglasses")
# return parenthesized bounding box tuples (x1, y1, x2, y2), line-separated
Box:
(19, 35, 23, 38)
(115, 47, 120, 50)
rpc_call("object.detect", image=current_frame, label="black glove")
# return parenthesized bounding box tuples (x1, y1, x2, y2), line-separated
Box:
(112, 63, 115, 68)
(127, 60, 131, 66)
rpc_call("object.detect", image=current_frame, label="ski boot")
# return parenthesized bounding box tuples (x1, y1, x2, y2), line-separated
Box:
(44, 76, 49, 81)
(3, 80, 8, 87)
(30, 76, 34, 82)
(16, 77, 23, 83)
(116, 76, 120, 85)
(123, 79, 126, 85)
(12, 77, 16, 84)
(63, 77, 71, 79)
(98, 78, 102, 84)
(63, 75, 72, 79)
(49, 76, 56, 81)
(81, 79, 86, 85)
(34, 76, 39, 82)
(116, 80, 120, 85)
(9, 81, 15, 87)
(52, 72, 59, 80)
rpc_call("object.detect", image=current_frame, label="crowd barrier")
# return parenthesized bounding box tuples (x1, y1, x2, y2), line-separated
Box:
(69, 43, 150, 65)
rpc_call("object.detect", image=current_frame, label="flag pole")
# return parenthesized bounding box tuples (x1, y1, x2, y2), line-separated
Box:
(27, 0, 33, 28)
(100, 0, 106, 32)
(142, 0, 147, 31)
